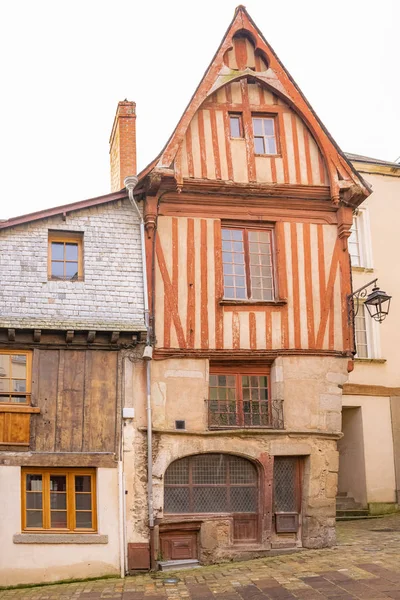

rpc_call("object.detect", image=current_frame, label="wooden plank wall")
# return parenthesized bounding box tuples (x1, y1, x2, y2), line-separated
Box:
(31, 349, 119, 453)
(176, 78, 329, 187)
(155, 217, 350, 353)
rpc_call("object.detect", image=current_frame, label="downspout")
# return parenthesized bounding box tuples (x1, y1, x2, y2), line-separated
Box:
(124, 176, 155, 570)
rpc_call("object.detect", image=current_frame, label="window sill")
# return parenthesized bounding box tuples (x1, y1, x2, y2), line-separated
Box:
(220, 299, 287, 307)
(354, 358, 387, 364)
(254, 153, 281, 158)
(0, 405, 40, 414)
(351, 266, 374, 273)
(13, 533, 108, 544)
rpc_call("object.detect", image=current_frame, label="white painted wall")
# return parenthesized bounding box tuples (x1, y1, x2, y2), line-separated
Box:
(342, 395, 396, 503)
(0, 467, 120, 587)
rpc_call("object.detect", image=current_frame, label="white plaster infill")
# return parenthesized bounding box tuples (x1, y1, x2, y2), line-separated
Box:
(13, 533, 108, 544)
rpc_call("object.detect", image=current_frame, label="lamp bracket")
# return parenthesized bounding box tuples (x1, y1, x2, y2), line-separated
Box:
(347, 278, 378, 325)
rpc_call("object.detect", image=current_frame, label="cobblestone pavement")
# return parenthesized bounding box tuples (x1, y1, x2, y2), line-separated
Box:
(2, 514, 400, 599)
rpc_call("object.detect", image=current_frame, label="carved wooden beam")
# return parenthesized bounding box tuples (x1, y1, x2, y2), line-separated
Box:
(7, 329, 15, 342)
(33, 330, 41, 343)
(110, 331, 120, 344)
(87, 331, 96, 343)
(66, 330, 74, 343)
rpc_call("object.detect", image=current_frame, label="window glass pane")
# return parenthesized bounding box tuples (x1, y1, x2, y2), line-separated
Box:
(50, 492, 67, 509)
(11, 354, 26, 377)
(26, 510, 43, 528)
(254, 137, 265, 154)
(266, 137, 277, 154)
(263, 118, 274, 135)
(75, 494, 92, 510)
(50, 475, 67, 492)
(165, 488, 190, 513)
(65, 262, 79, 279)
(232, 230, 243, 242)
(164, 459, 189, 485)
(26, 492, 42, 509)
(274, 457, 297, 512)
(193, 487, 228, 513)
(229, 458, 257, 484)
(12, 379, 26, 392)
(0, 354, 10, 378)
(51, 511, 67, 528)
(230, 116, 241, 138)
(75, 476, 91, 492)
(75, 512, 92, 528)
(26, 474, 42, 492)
(51, 262, 64, 277)
(65, 243, 78, 260)
(253, 118, 263, 135)
(10, 395, 27, 403)
(231, 487, 257, 512)
(51, 242, 64, 260)
(192, 455, 226, 484)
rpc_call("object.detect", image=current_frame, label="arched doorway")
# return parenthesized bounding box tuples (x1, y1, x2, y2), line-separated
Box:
(161, 453, 259, 559)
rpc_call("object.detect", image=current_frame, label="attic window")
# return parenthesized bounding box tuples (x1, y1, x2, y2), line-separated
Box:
(252, 115, 278, 155)
(48, 231, 83, 281)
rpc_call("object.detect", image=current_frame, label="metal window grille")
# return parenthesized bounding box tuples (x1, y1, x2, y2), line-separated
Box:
(164, 454, 258, 514)
(273, 457, 298, 512)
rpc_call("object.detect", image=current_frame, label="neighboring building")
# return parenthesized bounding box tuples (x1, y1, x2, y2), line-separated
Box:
(123, 6, 370, 567)
(0, 107, 147, 585)
(338, 154, 400, 515)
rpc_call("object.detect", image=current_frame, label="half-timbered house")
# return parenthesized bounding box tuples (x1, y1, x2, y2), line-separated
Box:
(123, 6, 371, 568)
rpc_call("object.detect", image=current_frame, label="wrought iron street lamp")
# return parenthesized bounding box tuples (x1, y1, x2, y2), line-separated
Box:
(348, 278, 392, 325)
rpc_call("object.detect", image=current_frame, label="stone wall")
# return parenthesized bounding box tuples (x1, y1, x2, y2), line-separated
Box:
(0, 199, 145, 330)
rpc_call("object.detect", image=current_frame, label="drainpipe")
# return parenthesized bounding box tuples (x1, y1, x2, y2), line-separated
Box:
(124, 176, 155, 569)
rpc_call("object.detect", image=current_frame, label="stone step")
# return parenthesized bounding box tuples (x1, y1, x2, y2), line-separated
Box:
(336, 499, 363, 510)
(336, 514, 383, 522)
(337, 492, 348, 497)
(336, 509, 369, 518)
(158, 559, 200, 571)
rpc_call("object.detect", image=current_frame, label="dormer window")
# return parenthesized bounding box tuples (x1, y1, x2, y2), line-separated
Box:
(252, 115, 277, 155)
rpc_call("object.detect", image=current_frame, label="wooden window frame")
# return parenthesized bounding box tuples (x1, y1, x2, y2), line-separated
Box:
(48, 231, 84, 281)
(0, 350, 32, 406)
(229, 112, 244, 138)
(221, 223, 277, 302)
(252, 113, 280, 156)
(273, 456, 302, 534)
(21, 468, 97, 533)
(209, 365, 271, 429)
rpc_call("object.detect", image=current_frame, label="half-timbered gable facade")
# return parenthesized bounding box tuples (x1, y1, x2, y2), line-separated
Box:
(0, 192, 147, 585)
(124, 6, 371, 567)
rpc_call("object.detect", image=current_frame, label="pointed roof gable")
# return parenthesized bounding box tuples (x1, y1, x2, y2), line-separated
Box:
(140, 5, 370, 205)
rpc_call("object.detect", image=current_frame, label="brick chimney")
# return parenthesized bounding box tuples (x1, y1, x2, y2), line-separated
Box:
(109, 100, 137, 192)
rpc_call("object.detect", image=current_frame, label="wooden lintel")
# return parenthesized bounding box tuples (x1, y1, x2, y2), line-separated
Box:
(87, 331, 96, 343)
(33, 330, 41, 343)
(343, 383, 400, 397)
(0, 452, 117, 468)
(0, 405, 40, 414)
(66, 330, 74, 343)
(110, 331, 120, 344)
(8, 329, 15, 342)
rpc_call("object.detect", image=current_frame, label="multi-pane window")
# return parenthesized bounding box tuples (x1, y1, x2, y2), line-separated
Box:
(229, 113, 243, 138)
(355, 304, 369, 358)
(164, 454, 258, 514)
(252, 115, 277, 155)
(348, 216, 361, 267)
(222, 227, 275, 301)
(48, 232, 83, 280)
(274, 457, 300, 513)
(208, 372, 269, 428)
(22, 469, 96, 532)
(0, 351, 31, 404)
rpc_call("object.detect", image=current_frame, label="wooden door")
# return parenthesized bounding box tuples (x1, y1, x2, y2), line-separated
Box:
(160, 531, 198, 560)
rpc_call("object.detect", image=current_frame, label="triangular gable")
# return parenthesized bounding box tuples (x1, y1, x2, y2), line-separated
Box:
(147, 6, 370, 205)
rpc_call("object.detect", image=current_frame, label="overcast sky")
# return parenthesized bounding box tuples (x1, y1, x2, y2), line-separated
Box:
(0, 0, 398, 219)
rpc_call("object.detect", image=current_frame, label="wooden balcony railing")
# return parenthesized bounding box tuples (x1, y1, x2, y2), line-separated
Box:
(206, 399, 284, 430)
